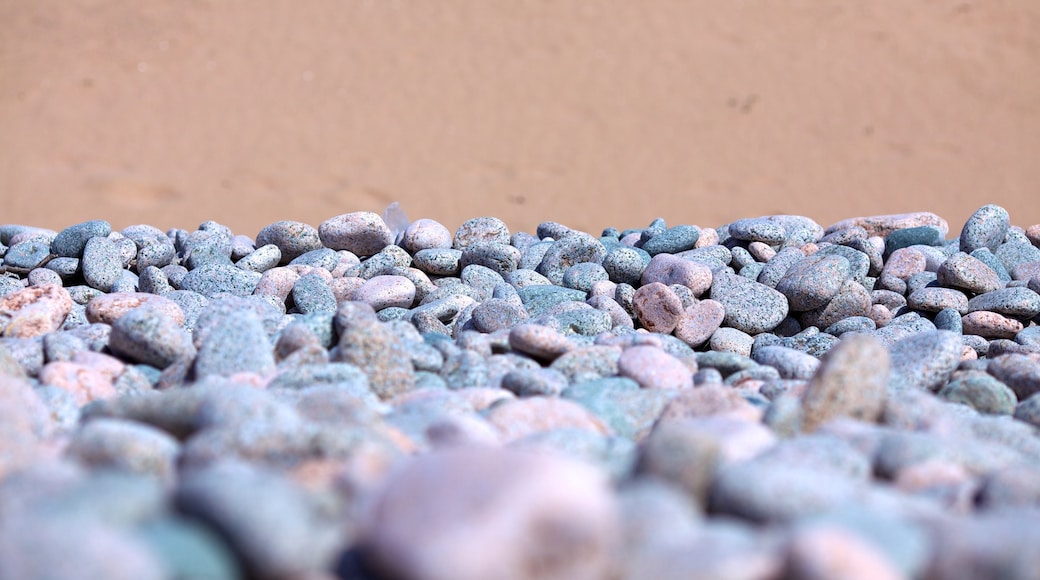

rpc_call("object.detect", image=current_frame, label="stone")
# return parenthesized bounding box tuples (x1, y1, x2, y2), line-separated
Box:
(357, 447, 619, 580)
(907, 287, 969, 314)
(109, 307, 195, 369)
(640, 253, 713, 295)
(776, 254, 852, 311)
(255, 220, 323, 263)
(631, 282, 684, 333)
(825, 212, 949, 239)
(84, 292, 185, 325)
(801, 334, 888, 432)
(673, 299, 725, 348)
(180, 264, 262, 298)
(753, 345, 820, 380)
(937, 252, 1003, 294)
(401, 218, 453, 252)
(966, 287, 1040, 318)
(962, 311, 1023, 339)
(960, 204, 1011, 253)
(193, 309, 275, 379)
(0, 284, 74, 338)
(888, 330, 962, 393)
(618, 345, 694, 390)
(989, 354, 1040, 400)
(938, 371, 1017, 415)
(641, 225, 699, 255)
(51, 220, 112, 258)
(709, 273, 789, 334)
(66, 418, 179, 480)
(318, 211, 393, 257)
(453, 217, 511, 249)
(333, 307, 415, 400)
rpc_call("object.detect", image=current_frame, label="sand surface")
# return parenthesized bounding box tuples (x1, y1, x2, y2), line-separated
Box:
(2, 1, 1039, 236)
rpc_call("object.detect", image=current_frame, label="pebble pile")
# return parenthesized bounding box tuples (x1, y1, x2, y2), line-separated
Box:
(1, 204, 1040, 579)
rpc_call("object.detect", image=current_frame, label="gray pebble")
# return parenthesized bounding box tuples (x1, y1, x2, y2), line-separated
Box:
(255, 220, 322, 263)
(51, 220, 112, 258)
(536, 232, 607, 285)
(727, 218, 786, 245)
(460, 242, 520, 276)
(753, 345, 821, 380)
(290, 274, 336, 316)
(602, 247, 651, 286)
(966, 287, 1040, 318)
(109, 307, 196, 369)
(235, 244, 282, 273)
(80, 237, 124, 292)
(710, 272, 789, 334)
(180, 264, 261, 298)
(137, 266, 172, 295)
(995, 240, 1040, 274)
(641, 225, 699, 255)
(4, 238, 52, 270)
(777, 254, 852, 311)
(413, 248, 463, 276)
(960, 204, 1010, 253)
(933, 308, 963, 333)
(888, 330, 962, 393)
(938, 371, 1017, 415)
(971, 248, 1012, 282)
(193, 308, 275, 379)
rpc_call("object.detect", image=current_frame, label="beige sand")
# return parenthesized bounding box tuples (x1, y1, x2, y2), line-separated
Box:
(2, 1, 1039, 238)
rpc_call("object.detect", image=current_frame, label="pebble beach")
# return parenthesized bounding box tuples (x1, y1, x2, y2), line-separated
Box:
(1, 204, 1040, 579)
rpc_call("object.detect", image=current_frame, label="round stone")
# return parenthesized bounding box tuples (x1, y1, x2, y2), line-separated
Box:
(618, 345, 694, 390)
(318, 212, 393, 257)
(352, 275, 417, 311)
(710, 273, 789, 335)
(960, 204, 1011, 253)
(255, 220, 323, 263)
(641, 253, 713, 295)
(673, 299, 726, 348)
(632, 282, 684, 334)
(776, 254, 852, 312)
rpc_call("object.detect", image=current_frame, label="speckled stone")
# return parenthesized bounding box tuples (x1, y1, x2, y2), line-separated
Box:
(727, 218, 786, 245)
(618, 345, 694, 390)
(536, 232, 607, 285)
(66, 418, 179, 480)
(640, 253, 713, 295)
(317, 211, 393, 257)
(109, 307, 195, 369)
(1013, 260, 1040, 282)
(709, 328, 755, 357)
(884, 226, 942, 257)
(777, 254, 852, 311)
(672, 299, 725, 347)
(710, 272, 788, 334)
(755, 247, 805, 289)
(452, 216, 511, 249)
(800, 334, 888, 432)
(602, 247, 650, 286)
(79, 237, 123, 292)
(988, 353, 1040, 400)
(641, 225, 700, 255)
(485, 397, 610, 441)
(560, 262, 609, 293)
(399, 218, 452, 253)
(550, 345, 622, 384)
(333, 308, 415, 400)
(629, 282, 683, 333)
(508, 323, 574, 360)
(960, 204, 1011, 253)
(287, 273, 335, 316)
(907, 287, 969, 314)
(234, 244, 281, 273)
(0, 284, 75, 339)
(996, 240, 1040, 275)
(460, 242, 521, 277)
(966, 287, 1040, 318)
(799, 279, 872, 330)
(411, 248, 461, 277)
(824, 316, 877, 336)
(888, 330, 962, 393)
(85, 292, 185, 326)
(180, 264, 262, 298)
(517, 285, 587, 317)
(936, 252, 1003, 295)
(961, 310, 1023, 339)
(193, 300, 278, 379)
(753, 345, 820, 380)
(254, 221, 322, 264)
(825, 212, 949, 239)
(471, 299, 529, 333)
(938, 371, 1017, 415)
(51, 220, 112, 258)
(3, 237, 53, 270)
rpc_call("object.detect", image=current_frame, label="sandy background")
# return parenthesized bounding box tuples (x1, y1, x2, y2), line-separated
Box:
(2, 1, 1039, 239)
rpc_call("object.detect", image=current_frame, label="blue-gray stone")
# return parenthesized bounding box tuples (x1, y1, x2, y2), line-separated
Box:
(960, 204, 1010, 253)
(756, 247, 806, 289)
(536, 232, 607, 285)
(193, 309, 275, 379)
(562, 262, 609, 292)
(888, 330, 962, 393)
(291, 274, 336, 316)
(995, 241, 1040, 275)
(933, 308, 963, 333)
(51, 220, 112, 258)
(413, 248, 463, 276)
(966, 287, 1040, 318)
(602, 247, 650, 286)
(288, 248, 339, 271)
(180, 264, 261, 298)
(885, 226, 943, 256)
(459, 242, 520, 277)
(971, 248, 1012, 282)
(255, 220, 323, 264)
(4, 238, 52, 270)
(776, 254, 852, 311)
(641, 225, 700, 255)
(727, 218, 786, 245)
(710, 272, 789, 334)
(81, 237, 124, 292)
(518, 285, 587, 317)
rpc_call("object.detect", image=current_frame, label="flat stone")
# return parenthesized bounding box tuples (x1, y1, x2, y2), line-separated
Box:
(180, 264, 261, 298)
(961, 310, 1023, 339)
(753, 345, 820, 380)
(641, 225, 699, 255)
(825, 212, 949, 239)
(727, 218, 786, 245)
(907, 287, 969, 314)
(966, 287, 1040, 318)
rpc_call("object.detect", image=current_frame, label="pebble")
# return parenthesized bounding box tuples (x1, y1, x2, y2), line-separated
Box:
(826, 212, 949, 239)
(631, 282, 684, 333)
(753, 345, 820, 380)
(673, 299, 725, 347)
(888, 330, 963, 393)
(709, 327, 755, 357)
(193, 308, 275, 379)
(81, 237, 124, 292)
(937, 371, 1017, 415)
(536, 231, 607, 285)
(254, 220, 322, 263)
(618, 345, 694, 390)
(961, 310, 1023, 339)
(333, 306, 415, 400)
(907, 287, 969, 314)
(3, 237, 52, 270)
(640, 253, 713, 295)
(67, 418, 179, 480)
(710, 272, 789, 334)
(960, 204, 1011, 253)
(641, 225, 699, 255)
(727, 217, 787, 244)
(235, 244, 281, 272)
(776, 254, 852, 311)
(85, 292, 185, 326)
(453, 216, 511, 249)
(800, 334, 888, 432)
(357, 447, 619, 580)
(400, 218, 453, 252)
(317, 211, 393, 257)
(180, 264, 262, 298)
(936, 251, 1003, 294)
(109, 307, 195, 369)
(988, 353, 1040, 400)
(966, 286, 1040, 318)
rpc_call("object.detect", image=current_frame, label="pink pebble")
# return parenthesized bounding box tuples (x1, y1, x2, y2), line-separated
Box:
(253, 267, 300, 301)
(632, 282, 684, 334)
(38, 361, 118, 405)
(0, 284, 73, 338)
(694, 227, 719, 248)
(825, 212, 949, 238)
(331, 277, 366, 303)
(485, 397, 610, 441)
(352, 275, 417, 310)
(640, 254, 713, 296)
(673, 299, 725, 347)
(401, 218, 453, 252)
(618, 345, 694, 390)
(962, 310, 1023, 339)
(881, 247, 927, 280)
(85, 292, 185, 325)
